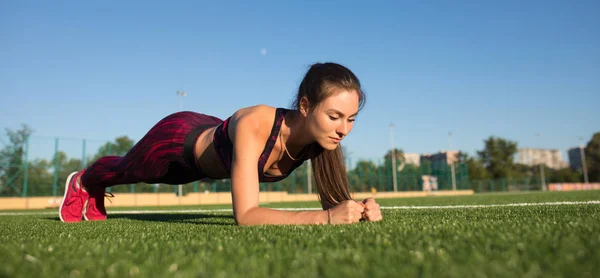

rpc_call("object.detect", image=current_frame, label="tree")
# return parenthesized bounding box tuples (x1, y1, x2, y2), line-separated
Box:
(457, 152, 469, 164)
(477, 136, 518, 179)
(383, 148, 405, 164)
(513, 163, 533, 180)
(457, 151, 489, 180)
(24, 158, 53, 196)
(348, 160, 378, 192)
(548, 167, 581, 183)
(0, 124, 33, 196)
(585, 132, 600, 182)
(90, 136, 135, 162)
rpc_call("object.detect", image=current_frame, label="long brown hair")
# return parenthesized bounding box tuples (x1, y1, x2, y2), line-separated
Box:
(291, 62, 366, 209)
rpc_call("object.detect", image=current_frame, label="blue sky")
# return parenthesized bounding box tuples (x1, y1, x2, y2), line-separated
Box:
(1, 0, 598, 165)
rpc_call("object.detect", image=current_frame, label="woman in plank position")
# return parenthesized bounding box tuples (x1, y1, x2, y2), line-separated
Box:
(59, 62, 382, 225)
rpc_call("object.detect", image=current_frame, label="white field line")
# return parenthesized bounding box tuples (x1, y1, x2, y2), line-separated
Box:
(380, 200, 600, 209)
(0, 200, 599, 216)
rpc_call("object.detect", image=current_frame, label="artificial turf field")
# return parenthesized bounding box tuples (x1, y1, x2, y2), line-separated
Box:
(1, 191, 598, 278)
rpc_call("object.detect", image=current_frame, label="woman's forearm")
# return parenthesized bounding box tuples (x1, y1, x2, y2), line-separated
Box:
(235, 207, 329, 226)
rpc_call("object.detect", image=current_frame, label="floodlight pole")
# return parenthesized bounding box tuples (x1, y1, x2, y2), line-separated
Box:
(536, 132, 547, 191)
(177, 90, 187, 111)
(307, 160, 312, 194)
(390, 123, 397, 192)
(579, 137, 589, 185)
(449, 132, 456, 191)
(177, 90, 187, 197)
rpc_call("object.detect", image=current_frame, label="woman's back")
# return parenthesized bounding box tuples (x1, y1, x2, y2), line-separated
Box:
(193, 104, 313, 181)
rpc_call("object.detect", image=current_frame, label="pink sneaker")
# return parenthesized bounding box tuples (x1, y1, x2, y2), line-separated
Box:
(59, 171, 88, 223)
(84, 188, 113, 221)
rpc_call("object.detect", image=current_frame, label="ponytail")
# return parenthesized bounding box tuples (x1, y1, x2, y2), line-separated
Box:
(311, 145, 352, 209)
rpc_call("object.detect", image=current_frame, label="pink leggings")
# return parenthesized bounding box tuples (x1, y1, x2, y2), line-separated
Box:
(80, 111, 222, 190)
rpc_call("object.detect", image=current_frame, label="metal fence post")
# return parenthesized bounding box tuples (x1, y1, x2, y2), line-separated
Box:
(291, 171, 296, 193)
(52, 137, 59, 196)
(377, 161, 383, 191)
(81, 139, 87, 169)
(22, 136, 30, 197)
(357, 165, 362, 192)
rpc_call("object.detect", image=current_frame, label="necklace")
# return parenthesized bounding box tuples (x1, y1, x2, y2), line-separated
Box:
(279, 128, 302, 161)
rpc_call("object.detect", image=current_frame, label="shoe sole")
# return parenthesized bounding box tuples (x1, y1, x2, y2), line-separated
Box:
(83, 201, 107, 221)
(83, 191, 106, 222)
(83, 199, 90, 221)
(58, 171, 79, 223)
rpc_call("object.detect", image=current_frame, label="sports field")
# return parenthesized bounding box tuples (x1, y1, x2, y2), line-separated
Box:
(1, 191, 598, 278)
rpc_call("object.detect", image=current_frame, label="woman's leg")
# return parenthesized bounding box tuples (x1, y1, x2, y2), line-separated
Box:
(80, 111, 222, 190)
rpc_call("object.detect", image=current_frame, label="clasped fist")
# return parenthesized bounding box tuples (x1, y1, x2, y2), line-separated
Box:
(329, 198, 382, 224)
(360, 197, 382, 222)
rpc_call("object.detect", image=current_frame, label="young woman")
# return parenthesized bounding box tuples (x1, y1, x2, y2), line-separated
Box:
(59, 62, 383, 225)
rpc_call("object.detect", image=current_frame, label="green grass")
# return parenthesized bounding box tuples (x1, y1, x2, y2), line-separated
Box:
(1, 191, 599, 278)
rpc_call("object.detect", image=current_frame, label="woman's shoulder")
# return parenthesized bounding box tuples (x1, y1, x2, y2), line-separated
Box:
(227, 104, 280, 140)
(230, 104, 278, 120)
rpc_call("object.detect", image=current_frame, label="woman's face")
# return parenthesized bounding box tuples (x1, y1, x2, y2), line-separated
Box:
(304, 89, 360, 150)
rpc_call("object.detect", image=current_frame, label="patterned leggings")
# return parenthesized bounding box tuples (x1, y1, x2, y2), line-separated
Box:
(80, 111, 223, 189)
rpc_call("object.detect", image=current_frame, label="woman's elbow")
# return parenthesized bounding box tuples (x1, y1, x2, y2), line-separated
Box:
(234, 216, 250, 226)
(233, 208, 256, 226)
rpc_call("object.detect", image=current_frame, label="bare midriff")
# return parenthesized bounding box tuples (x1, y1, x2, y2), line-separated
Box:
(193, 126, 229, 179)
(192, 124, 307, 180)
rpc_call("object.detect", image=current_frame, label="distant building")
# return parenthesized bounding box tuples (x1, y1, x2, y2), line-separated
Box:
(568, 147, 584, 170)
(403, 153, 421, 166)
(517, 148, 568, 169)
(430, 150, 459, 165)
(419, 151, 459, 165)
